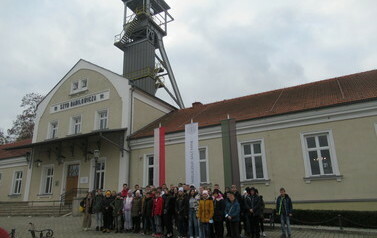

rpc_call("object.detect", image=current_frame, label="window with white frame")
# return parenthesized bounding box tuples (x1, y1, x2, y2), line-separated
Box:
(81, 79, 87, 89)
(302, 132, 339, 176)
(199, 148, 209, 184)
(71, 79, 88, 94)
(241, 140, 268, 180)
(94, 160, 105, 190)
(12, 171, 23, 194)
(49, 121, 58, 139)
(145, 155, 155, 186)
(97, 110, 108, 130)
(41, 166, 54, 194)
(72, 81, 79, 91)
(71, 116, 81, 134)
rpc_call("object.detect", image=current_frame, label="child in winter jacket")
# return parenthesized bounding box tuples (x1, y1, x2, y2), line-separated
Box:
(198, 190, 214, 238)
(111, 193, 124, 233)
(152, 190, 164, 237)
(131, 190, 142, 233)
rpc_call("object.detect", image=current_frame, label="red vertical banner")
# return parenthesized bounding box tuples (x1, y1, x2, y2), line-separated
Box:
(159, 127, 166, 186)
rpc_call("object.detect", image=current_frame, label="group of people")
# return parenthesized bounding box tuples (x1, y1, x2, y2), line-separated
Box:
(80, 183, 293, 238)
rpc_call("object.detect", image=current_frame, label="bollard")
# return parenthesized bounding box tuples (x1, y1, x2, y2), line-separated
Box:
(338, 214, 343, 231)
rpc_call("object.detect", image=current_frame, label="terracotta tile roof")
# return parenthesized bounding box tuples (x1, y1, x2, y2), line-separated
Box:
(0, 139, 32, 160)
(131, 69, 377, 139)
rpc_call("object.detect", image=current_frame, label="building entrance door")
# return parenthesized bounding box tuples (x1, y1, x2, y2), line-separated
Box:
(65, 164, 80, 204)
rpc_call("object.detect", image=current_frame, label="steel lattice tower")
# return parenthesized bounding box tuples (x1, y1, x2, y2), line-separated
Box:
(114, 0, 184, 109)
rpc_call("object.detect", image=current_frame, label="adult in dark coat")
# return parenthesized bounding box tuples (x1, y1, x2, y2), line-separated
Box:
(245, 187, 262, 238)
(213, 189, 225, 238)
(102, 190, 115, 233)
(175, 188, 188, 237)
(225, 192, 241, 238)
(162, 189, 175, 237)
(142, 192, 154, 234)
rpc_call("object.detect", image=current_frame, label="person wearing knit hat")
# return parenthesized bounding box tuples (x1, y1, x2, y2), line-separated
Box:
(123, 189, 134, 232)
(198, 189, 214, 238)
(175, 187, 188, 238)
(102, 190, 115, 233)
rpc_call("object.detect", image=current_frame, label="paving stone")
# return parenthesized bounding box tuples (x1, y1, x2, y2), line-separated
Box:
(0, 216, 375, 238)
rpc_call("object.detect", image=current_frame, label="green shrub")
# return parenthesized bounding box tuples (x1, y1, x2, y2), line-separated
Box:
(274, 209, 377, 229)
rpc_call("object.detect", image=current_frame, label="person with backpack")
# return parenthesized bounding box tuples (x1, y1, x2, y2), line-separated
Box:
(81, 191, 94, 231)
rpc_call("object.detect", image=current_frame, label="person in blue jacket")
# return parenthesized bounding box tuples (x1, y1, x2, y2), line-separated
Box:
(276, 188, 293, 238)
(224, 192, 240, 238)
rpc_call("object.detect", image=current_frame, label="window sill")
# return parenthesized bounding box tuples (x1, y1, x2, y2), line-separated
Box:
(92, 128, 109, 132)
(44, 137, 59, 141)
(67, 133, 82, 137)
(304, 175, 343, 183)
(200, 182, 211, 187)
(8, 194, 21, 198)
(241, 179, 271, 186)
(69, 88, 88, 96)
(37, 194, 53, 198)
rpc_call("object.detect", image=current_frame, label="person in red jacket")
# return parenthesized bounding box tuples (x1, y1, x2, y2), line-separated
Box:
(152, 190, 164, 237)
(120, 183, 129, 198)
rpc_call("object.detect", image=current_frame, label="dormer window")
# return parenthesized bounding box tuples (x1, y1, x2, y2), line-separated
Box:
(72, 82, 79, 91)
(81, 79, 87, 88)
(71, 79, 88, 94)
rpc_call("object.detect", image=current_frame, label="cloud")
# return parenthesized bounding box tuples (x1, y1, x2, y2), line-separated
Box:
(0, 0, 376, 130)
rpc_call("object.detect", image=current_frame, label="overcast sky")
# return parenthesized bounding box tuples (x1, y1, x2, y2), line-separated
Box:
(1, 0, 376, 132)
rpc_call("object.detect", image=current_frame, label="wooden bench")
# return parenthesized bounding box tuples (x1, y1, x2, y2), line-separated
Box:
(262, 208, 275, 228)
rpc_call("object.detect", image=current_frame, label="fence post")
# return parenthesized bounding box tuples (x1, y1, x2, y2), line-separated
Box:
(338, 214, 343, 231)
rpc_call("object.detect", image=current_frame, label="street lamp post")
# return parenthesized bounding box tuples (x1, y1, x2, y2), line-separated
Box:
(93, 150, 100, 190)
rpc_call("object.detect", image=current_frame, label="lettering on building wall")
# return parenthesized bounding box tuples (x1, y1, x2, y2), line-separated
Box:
(50, 90, 110, 114)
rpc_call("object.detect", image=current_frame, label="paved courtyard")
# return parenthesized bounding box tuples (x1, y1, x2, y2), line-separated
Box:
(0, 216, 375, 238)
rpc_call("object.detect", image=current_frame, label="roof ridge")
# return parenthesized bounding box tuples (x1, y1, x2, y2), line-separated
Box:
(195, 69, 377, 108)
(0, 139, 32, 148)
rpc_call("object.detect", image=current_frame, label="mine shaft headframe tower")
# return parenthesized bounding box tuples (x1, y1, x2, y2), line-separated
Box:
(114, 0, 185, 109)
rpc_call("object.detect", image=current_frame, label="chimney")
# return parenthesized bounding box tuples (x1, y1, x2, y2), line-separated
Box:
(192, 102, 203, 108)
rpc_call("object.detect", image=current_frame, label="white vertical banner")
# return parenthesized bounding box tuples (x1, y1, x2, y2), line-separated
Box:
(185, 122, 200, 188)
(153, 128, 160, 187)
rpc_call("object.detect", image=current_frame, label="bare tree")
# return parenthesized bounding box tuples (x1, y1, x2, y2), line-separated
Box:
(7, 93, 44, 142)
(0, 129, 9, 145)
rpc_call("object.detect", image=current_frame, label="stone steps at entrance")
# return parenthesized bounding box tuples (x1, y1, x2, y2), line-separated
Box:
(0, 202, 71, 217)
